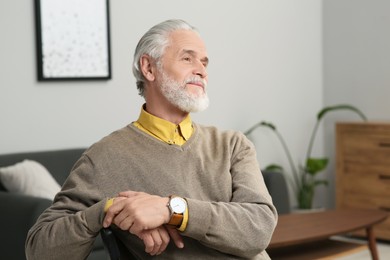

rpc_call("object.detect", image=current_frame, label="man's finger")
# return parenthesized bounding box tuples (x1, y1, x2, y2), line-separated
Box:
(166, 226, 184, 248)
(149, 229, 163, 255)
(141, 232, 155, 254)
(103, 197, 127, 227)
(103, 210, 118, 228)
(115, 215, 134, 231)
(157, 228, 170, 254)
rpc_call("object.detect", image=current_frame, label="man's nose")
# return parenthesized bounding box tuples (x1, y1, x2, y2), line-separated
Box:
(193, 61, 208, 78)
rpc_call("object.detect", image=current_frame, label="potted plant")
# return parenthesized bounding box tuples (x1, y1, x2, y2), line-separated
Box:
(244, 104, 367, 209)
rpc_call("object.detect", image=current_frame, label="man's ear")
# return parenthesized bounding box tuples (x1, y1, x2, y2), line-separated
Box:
(140, 55, 156, 81)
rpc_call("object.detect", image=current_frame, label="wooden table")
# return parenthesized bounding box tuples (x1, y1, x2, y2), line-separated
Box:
(268, 209, 388, 260)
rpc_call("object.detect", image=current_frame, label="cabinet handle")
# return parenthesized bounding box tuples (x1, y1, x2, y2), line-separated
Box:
(379, 207, 390, 212)
(379, 142, 390, 148)
(379, 174, 390, 180)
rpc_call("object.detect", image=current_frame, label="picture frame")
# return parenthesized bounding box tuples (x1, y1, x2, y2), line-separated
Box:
(34, 0, 111, 81)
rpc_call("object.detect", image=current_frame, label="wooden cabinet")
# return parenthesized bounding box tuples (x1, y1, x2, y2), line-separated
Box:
(336, 122, 390, 240)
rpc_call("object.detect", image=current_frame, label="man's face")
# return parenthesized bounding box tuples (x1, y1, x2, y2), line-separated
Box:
(157, 30, 209, 112)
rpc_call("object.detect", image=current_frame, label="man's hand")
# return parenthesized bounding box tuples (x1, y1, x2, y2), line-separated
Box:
(138, 226, 170, 255)
(138, 226, 184, 255)
(103, 191, 185, 255)
(103, 191, 170, 234)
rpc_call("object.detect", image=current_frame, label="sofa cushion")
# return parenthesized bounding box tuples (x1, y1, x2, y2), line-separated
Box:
(0, 149, 86, 187)
(0, 159, 61, 200)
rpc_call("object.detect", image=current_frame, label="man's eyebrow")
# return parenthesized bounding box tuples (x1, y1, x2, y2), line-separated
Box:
(201, 56, 209, 65)
(181, 49, 209, 65)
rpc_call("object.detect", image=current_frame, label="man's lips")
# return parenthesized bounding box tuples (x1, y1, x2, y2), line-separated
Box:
(187, 81, 205, 88)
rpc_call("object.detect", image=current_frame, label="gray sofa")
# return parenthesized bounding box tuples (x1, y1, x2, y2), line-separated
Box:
(262, 170, 290, 215)
(0, 148, 290, 260)
(0, 148, 107, 260)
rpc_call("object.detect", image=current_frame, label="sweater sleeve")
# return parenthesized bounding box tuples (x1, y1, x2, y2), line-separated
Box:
(182, 133, 278, 258)
(25, 155, 108, 260)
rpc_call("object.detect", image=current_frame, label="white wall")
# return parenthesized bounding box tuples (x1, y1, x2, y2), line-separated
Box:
(0, 1, 323, 206)
(323, 0, 390, 208)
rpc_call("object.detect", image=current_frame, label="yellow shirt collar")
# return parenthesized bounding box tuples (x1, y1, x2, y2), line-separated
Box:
(133, 106, 193, 145)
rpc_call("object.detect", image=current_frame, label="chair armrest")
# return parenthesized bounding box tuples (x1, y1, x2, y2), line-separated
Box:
(100, 227, 139, 260)
(100, 228, 121, 260)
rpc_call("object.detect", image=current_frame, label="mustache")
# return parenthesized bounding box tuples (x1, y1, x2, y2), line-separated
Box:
(184, 77, 207, 88)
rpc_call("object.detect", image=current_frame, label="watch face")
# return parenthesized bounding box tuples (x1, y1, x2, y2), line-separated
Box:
(170, 197, 186, 214)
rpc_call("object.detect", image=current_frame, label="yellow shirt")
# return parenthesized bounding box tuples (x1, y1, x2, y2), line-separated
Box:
(133, 106, 193, 146)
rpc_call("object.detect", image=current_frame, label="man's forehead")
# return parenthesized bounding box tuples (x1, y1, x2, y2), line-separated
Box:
(168, 30, 208, 55)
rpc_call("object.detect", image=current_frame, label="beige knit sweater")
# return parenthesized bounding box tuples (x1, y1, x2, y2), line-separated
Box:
(25, 123, 277, 259)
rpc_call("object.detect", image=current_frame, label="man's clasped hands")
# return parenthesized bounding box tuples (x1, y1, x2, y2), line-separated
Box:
(103, 190, 184, 256)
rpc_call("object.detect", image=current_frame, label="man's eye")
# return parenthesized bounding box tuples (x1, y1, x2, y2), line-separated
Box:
(183, 57, 191, 62)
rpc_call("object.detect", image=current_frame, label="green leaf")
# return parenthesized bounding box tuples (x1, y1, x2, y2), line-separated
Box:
(306, 158, 328, 175)
(243, 121, 277, 135)
(317, 104, 367, 121)
(260, 121, 276, 131)
(264, 164, 284, 172)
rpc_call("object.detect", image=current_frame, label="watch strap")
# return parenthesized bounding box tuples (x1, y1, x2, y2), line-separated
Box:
(168, 212, 183, 226)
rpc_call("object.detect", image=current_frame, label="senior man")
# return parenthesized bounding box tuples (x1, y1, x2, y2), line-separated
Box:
(26, 19, 277, 260)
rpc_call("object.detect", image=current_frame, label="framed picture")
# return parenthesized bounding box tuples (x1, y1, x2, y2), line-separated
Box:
(34, 0, 111, 81)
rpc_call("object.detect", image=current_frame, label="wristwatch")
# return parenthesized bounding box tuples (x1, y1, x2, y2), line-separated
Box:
(167, 196, 187, 226)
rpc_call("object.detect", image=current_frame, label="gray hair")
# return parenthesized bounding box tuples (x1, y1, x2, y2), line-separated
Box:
(132, 19, 198, 97)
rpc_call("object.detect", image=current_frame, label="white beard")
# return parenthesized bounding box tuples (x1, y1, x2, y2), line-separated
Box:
(159, 70, 209, 113)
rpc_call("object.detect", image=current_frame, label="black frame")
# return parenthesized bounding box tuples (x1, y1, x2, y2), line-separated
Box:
(34, 0, 111, 81)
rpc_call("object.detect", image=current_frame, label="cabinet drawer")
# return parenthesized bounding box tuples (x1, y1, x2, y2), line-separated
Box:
(341, 134, 390, 165)
(339, 163, 390, 197)
(341, 173, 390, 197)
(342, 161, 390, 176)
